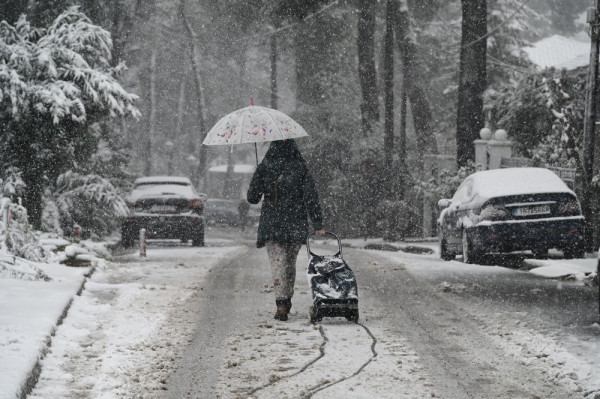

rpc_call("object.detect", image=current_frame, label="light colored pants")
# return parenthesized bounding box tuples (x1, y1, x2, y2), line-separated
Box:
(265, 242, 302, 300)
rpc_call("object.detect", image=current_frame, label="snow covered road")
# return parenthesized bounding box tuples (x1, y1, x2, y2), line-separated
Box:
(24, 233, 600, 399)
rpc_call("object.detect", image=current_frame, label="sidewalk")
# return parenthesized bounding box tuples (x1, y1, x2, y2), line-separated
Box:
(0, 238, 111, 399)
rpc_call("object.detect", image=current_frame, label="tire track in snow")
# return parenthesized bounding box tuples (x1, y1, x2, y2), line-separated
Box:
(246, 324, 328, 397)
(243, 321, 378, 398)
(305, 322, 378, 397)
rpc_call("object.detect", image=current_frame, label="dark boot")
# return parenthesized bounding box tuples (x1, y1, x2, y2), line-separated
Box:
(274, 299, 288, 321)
(284, 298, 292, 313)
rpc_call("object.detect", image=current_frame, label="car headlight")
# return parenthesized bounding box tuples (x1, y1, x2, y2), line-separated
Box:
(479, 205, 508, 221)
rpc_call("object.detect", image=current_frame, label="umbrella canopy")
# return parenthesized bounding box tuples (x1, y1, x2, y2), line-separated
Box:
(203, 105, 309, 146)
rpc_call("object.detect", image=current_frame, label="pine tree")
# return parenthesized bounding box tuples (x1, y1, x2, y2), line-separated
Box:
(0, 7, 139, 228)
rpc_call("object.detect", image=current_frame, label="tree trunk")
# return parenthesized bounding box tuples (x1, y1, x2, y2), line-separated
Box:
(398, 62, 408, 200)
(175, 74, 186, 140)
(357, 0, 379, 137)
(180, 0, 208, 187)
(23, 179, 43, 230)
(144, 49, 157, 176)
(456, 0, 487, 167)
(383, 0, 395, 199)
(390, 0, 437, 160)
(171, 74, 186, 175)
(270, 35, 278, 109)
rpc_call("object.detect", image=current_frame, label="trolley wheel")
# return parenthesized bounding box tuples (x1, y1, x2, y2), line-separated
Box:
(308, 306, 321, 323)
(346, 310, 359, 323)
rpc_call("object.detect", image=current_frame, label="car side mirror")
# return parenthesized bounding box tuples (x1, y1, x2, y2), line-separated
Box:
(438, 199, 452, 210)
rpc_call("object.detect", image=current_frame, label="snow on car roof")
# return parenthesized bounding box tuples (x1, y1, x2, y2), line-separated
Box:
(469, 167, 574, 200)
(133, 176, 192, 186)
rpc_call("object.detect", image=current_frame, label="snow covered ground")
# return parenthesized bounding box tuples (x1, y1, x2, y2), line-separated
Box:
(1, 235, 598, 398)
(0, 237, 243, 399)
(212, 239, 600, 398)
(0, 257, 91, 399)
(369, 245, 600, 398)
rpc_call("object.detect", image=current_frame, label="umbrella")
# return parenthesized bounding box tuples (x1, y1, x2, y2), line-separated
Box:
(203, 103, 309, 164)
(203, 105, 308, 145)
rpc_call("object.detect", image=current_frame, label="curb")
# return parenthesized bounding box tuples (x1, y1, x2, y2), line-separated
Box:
(18, 264, 96, 399)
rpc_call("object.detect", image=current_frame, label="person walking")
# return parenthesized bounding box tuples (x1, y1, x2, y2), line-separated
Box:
(247, 139, 325, 321)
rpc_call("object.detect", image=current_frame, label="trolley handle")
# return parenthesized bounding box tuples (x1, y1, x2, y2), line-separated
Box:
(306, 231, 343, 258)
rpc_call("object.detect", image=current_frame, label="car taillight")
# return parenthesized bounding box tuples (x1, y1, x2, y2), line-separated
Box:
(479, 205, 508, 221)
(558, 200, 580, 216)
(188, 198, 203, 210)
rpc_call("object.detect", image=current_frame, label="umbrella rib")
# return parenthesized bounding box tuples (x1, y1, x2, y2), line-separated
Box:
(236, 106, 249, 144)
(264, 109, 284, 141)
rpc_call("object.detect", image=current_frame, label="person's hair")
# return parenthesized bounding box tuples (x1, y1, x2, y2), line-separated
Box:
(259, 139, 305, 188)
(263, 139, 303, 161)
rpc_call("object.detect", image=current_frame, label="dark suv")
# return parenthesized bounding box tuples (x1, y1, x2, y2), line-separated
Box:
(121, 176, 205, 247)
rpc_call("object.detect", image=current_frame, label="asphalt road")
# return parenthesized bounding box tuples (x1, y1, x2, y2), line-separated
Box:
(161, 228, 599, 398)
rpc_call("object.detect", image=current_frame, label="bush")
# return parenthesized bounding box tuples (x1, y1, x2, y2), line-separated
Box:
(1, 199, 49, 262)
(52, 171, 128, 238)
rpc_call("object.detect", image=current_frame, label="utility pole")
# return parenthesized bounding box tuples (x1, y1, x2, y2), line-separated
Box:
(583, 2, 600, 250)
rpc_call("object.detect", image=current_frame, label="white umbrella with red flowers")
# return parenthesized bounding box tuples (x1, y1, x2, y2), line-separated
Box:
(203, 99, 309, 164)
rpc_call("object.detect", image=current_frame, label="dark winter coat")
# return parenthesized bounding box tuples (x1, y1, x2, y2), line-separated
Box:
(247, 140, 323, 248)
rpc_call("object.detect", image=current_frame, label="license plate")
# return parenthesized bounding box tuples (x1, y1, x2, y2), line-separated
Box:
(513, 204, 550, 216)
(150, 205, 176, 213)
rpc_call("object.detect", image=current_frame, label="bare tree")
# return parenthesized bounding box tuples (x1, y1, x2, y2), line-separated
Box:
(179, 0, 208, 186)
(144, 49, 157, 176)
(270, 35, 278, 109)
(357, 0, 379, 137)
(390, 0, 437, 162)
(456, 0, 487, 167)
(383, 0, 394, 196)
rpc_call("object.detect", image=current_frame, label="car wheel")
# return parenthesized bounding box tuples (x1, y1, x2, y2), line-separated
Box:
(564, 243, 585, 259)
(532, 247, 548, 259)
(121, 226, 135, 248)
(462, 230, 481, 264)
(192, 226, 205, 247)
(440, 236, 454, 261)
